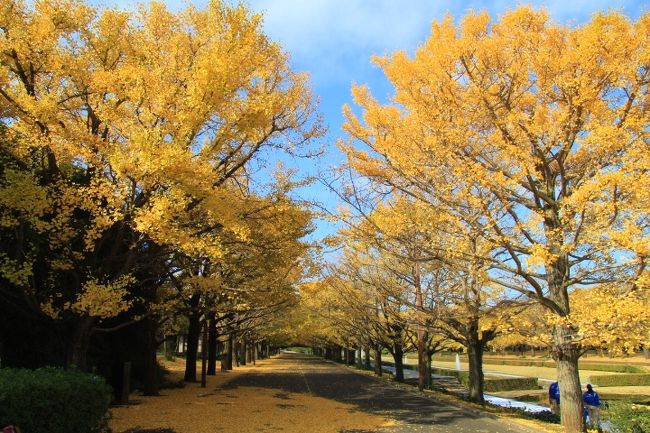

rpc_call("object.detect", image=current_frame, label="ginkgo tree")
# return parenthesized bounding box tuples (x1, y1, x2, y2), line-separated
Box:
(341, 7, 649, 431)
(334, 193, 509, 401)
(0, 0, 320, 379)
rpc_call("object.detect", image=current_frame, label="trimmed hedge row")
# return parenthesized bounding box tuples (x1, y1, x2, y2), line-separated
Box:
(589, 373, 650, 387)
(483, 377, 539, 392)
(383, 361, 544, 391)
(430, 366, 539, 392)
(428, 355, 646, 373)
(0, 368, 112, 433)
(482, 358, 644, 373)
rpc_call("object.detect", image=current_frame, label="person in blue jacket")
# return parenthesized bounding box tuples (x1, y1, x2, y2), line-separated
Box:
(548, 381, 560, 414)
(583, 383, 601, 429)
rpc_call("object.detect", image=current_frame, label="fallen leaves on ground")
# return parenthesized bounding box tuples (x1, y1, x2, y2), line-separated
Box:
(110, 357, 397, 433)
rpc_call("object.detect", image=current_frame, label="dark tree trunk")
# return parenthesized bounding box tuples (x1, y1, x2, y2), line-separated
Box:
(67, 316, 95, 370)
(207, 314, 217, 375)
(392, 343, 404, 382)
(346, 348, 355, 365)
(142, 317, 159, 396)
(333, 344, 342, 363)
(184, 295, 201, 382)
(417, 331, 427, 391)
(466, 323, 485, 404)
(364, 346, 371, 369)
(220, 340, 228, 372)
(425, 350, 433, 389)
(227, 334, 234, 370)
(241, 336, 247, 365)
(374, 344, 382, 376)
(200, 320, 208, 388)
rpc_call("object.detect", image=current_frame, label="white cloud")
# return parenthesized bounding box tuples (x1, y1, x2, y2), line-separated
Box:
(247, 0, 448, 60)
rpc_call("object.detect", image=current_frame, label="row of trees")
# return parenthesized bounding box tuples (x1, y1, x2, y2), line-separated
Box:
(299, 8, 649, 433)
(0, 0, 320, 394)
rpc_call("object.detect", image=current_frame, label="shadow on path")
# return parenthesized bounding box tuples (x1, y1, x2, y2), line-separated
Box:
(221, 353, 541, 433)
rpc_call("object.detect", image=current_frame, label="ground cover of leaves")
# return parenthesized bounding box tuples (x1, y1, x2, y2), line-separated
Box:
(110, 357, 397, 433)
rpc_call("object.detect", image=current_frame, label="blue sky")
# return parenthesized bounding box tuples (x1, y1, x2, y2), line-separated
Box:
(92, 0, 647, 241)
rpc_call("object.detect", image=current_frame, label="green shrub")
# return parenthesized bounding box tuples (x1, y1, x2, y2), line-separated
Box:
(0, 367, 112, 433)
(479, 357, 644, 373)
(483, 377, 539, 392)
(606, 401, 650, 433)
(589, 374, 650, 387)
(579, 363, 644, 373)
(430, 367, 537, 391)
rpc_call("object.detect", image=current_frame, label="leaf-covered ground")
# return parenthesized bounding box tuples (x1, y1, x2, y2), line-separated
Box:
(110, 357, 397, 433)
(111, 353, 554, 433)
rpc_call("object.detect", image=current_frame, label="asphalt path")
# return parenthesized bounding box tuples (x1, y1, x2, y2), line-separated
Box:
(222, 352, 545, 433)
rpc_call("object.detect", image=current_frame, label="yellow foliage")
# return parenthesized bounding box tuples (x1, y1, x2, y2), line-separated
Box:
(341, 7, 650, 357)
(70, 275, 134, 319)
(0, 0, 319, 326)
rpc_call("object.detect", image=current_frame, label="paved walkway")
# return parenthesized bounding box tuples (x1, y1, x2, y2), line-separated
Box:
(223, 352, 545, 433)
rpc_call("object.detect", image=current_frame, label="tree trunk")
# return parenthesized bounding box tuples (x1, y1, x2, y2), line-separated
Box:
(207, 314, 218, 375)
(201, 319, 208, 388)
(643, 345, 650, 359)
(220, 340, 228, 372)
(142, 317, 159, 396)
(414, 260, 427, 390)
(417, 332, 427, 391)
(425, 350, 433, 389)
(67, 316, 95, 370)
(364, 346, 371, 369)
(334, 344, 343, 363)
(346, 348, 355, 365)
(183, 315, 200, 382)
(227, 334, 234, 370)
(393, 343, 404, 382)
(184, 295, 201, 382)
(553, 325, 586, 433)
(466, 324, 485, 404)
(374, 344, 382, 376)
(241, 336, 247, 365)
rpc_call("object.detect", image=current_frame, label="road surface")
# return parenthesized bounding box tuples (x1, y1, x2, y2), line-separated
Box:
(221, 352, 545, 433)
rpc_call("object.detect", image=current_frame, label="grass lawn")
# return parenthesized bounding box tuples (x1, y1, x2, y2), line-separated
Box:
(405, 352, 650, 367)
(404, 358, 621, 383)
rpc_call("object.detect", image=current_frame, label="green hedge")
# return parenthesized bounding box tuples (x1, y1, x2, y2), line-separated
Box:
(589, 373, 650, 387)
(0, 368, 112, 433)
(431, 366, 466, 380)
(428, 354, 645, 373)
(483, 377, 539, 392)
(430, 367, 538, 391)
(481, 358, 644, 373)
